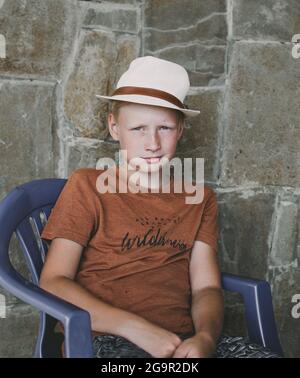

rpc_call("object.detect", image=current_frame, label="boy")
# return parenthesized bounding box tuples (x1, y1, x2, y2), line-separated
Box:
(40, 56, 279, 358)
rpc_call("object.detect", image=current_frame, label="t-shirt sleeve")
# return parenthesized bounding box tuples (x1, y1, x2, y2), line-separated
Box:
(40, 169, 97, 247)
(194, 187, 219, 252)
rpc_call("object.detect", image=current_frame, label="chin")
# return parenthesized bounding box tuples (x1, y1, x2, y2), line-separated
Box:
(140, 165, 161, 174)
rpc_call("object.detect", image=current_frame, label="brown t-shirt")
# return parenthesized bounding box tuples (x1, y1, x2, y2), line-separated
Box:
(41, 167, 219, 339)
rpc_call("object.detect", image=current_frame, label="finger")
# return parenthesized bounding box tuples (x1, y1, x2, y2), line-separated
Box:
(173, 347, 189, 358)
(187, 351, 202, 358)
(172, 351, 182, 358)
(172, 348, 184, 358)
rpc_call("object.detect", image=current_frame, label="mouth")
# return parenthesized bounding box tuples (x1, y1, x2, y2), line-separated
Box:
(141, 156, 162, 164)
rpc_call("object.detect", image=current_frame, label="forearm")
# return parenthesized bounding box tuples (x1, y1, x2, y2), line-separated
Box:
(191, 287, 224, 347)
(39, 276, 149, 340)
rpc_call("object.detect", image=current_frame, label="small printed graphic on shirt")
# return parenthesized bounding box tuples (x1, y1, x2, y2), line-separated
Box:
(136, 216, 181, 227)
(121, 216, 192, 254)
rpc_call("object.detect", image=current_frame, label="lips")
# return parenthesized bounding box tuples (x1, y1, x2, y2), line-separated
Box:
(142, 156, 162, 164)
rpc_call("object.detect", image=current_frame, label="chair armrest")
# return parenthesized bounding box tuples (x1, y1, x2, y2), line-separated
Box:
(221, 272, 283, 356)
(0, 270, 93, 358)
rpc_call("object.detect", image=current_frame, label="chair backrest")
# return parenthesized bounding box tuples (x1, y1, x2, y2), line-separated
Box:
(0, 178, 67, 357)
(0, 178, 283, 357)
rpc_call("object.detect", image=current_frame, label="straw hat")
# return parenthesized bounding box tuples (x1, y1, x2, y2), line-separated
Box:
(95, 56, 200, 117)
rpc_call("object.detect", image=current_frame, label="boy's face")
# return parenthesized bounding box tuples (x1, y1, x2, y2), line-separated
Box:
(108, 102, 184, 173)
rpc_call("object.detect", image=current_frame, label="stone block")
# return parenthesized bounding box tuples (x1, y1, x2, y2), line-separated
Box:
(196, 45, 226, 75)
(0, 80, 55, 200)
(0, 233, 34, 307)
(0, 0, 78, 78)
(64, 30, 140, 139)
(270, 200, 298, 266)
(144, 0, 226, 30)
(218, 189, 276, 279)
(232, 0, 300, 41)
(144, 14, 227, 51)
(220, 42, 300, 187)
(146, 44, 225, 86)
(0, 303, 39, 357)
(82, 2, 140, 33)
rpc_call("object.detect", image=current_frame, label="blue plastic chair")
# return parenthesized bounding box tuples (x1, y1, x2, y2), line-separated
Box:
(0, 178, 284, 358)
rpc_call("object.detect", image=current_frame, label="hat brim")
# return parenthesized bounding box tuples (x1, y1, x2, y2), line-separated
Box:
(95, 94, 200, 117)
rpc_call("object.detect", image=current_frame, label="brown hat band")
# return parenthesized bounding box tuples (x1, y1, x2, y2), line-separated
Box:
(111, 86, 189, 110)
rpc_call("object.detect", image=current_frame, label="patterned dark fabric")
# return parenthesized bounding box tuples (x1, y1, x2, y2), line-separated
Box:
(93, 334, 153, 358)
(92, 332, 281, 358)
(213, 334, 281, 358)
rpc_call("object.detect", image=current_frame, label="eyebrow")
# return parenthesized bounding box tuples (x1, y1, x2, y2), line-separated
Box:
(131, 123, 176, 127)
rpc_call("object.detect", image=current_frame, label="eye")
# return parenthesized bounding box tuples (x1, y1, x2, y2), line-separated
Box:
(132, 126, 144, 131)
(160, 126, 172, 130)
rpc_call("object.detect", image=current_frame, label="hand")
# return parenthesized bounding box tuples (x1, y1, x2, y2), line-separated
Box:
(121, 318, 182, 358)
(172, 332, 216, 358)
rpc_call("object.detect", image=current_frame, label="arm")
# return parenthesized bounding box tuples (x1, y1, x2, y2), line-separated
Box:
(190, 241, 224, 347)
(173, 241, 224, 358)
(39, 237, 151, 337)
(39, 237, 182, 357)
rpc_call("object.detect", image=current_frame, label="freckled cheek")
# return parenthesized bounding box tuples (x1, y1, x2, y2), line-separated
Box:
(121, 137, 142, 156)
(163, 137, 179, 151)
(120, 134, 136, 147)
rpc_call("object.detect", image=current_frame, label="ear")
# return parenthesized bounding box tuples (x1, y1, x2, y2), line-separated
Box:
(108, 113, 120, 141)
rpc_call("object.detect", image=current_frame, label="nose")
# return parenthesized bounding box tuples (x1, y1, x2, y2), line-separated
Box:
(145, 130, 161, 152)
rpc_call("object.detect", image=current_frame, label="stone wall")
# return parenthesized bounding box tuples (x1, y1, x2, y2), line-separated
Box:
(0, 0, 299, 357)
